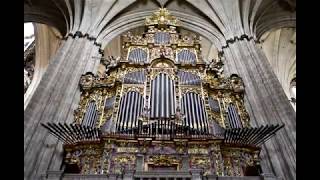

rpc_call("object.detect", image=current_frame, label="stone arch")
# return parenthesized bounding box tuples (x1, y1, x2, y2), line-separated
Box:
(252, 0, 296, 40)
(24, 0, 71, 36)
(24, 1, 69, 109)
(97, 10, 226, 51)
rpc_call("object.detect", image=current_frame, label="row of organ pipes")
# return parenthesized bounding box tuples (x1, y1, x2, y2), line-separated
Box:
(79, 69, 245, 137)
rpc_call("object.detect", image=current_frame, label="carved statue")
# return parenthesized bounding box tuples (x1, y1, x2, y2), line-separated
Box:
(80, 73, 94, 89)
(103, 56, 121, 73)
(230, 75, 244, 92)
(209, 59, 224, 77)
(175, 106, 185, 123)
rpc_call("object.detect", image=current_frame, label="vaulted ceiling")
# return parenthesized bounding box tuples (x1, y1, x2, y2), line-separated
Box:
(24, 0, 296, 102)
(24, 0, 295, 45)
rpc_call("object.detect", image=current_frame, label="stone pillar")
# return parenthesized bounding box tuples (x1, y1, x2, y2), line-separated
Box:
(24, 36, 102, 180)
(190, 169, 203, 180)
(222, 39, 296, 180)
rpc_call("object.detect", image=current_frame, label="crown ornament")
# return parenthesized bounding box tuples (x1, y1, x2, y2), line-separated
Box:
(145, 8, 180, 27)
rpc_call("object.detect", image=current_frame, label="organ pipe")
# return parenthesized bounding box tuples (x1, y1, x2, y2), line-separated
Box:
(150, 73, 175, 119)
(116, 91, 144, 132)
(128, 48, 148, 63)
(154, 32, 170, 44)
(227, 104, 242, 128)
(178, 71, 201, 85)
(82, 101, 98, 128)
(177, 49, 196, 64)
(181, 92, 209, 133)
(123, 70, 146, 84)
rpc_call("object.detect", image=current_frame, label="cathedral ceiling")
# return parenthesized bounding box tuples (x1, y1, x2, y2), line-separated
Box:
(24, 0, 296, 105)
(24, 0, 295, 46)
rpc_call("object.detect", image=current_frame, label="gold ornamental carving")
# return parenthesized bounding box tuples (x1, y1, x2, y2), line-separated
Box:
(145, 8, 181, 27)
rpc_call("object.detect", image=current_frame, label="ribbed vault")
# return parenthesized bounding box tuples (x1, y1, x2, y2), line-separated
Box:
(24, 0, 296, 43)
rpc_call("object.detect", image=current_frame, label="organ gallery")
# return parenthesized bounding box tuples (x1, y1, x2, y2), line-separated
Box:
(41, 8, 284, 179)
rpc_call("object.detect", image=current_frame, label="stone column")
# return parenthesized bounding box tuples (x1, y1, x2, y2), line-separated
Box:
(222, 39, 296, 180)
(24, 36, 102, 180)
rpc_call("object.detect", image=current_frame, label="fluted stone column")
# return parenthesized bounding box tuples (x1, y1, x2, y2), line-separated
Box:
(24, 36, 102, 180)
(222, 39, 296, 180)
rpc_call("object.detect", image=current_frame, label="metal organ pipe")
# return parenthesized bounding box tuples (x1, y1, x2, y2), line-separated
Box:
(116, 91, 144, 133)
(124, 92, 130, 131)
(199, 95, 209, 133)
(128, 48, 147, 63)
(123, 70, 146, 84)
(116, 96, 125, 131)
(150, 73, 175, 119)
(181, 92, 209, 134)
(177, 50, 196, 64)
(227, 104, 242, 128)
(154, 32, 170, 44)
(160, 74, 164, 117)
(177, 71, 201, 85)
(165, 75, 169, 118)
(82, 102, 92, 127)
(190, 93, 198, 131)
(82, 101, 98, 128)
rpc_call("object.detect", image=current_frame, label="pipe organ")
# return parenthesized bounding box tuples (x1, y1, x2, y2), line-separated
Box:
(42, 8, 284, 178)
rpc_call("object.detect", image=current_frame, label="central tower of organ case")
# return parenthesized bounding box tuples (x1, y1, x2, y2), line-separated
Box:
(42, 8, 284, 179)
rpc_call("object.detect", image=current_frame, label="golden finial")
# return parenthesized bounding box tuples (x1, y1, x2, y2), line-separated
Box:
(145, 8, 180, 27)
